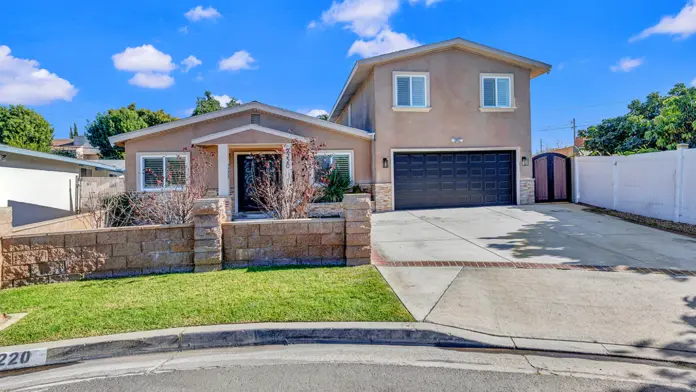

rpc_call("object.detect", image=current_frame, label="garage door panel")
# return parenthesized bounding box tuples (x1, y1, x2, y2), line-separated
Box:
(394, 151, 516, 210)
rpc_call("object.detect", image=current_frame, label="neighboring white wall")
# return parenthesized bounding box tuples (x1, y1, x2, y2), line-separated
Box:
(78, 177, 125, 211)
(0, 166, 78, 226)
(573, 148, 696, 224)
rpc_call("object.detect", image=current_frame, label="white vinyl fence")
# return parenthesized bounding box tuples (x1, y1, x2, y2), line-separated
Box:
(573, 147, 696, 224)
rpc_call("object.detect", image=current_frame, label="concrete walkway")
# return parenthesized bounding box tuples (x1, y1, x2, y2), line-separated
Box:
(373, 203, 696, 270)
(379, 266, 696, 356)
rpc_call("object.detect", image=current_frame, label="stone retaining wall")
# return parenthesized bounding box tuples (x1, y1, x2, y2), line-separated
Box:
(1, 224, 194, 288)
(222, 218, 346, 267)
(0, 195, 373, 289)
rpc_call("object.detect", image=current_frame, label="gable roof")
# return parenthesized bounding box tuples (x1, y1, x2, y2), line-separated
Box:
(109, 101, 375, 147)
(191, 124, 310, 144)
(329, 37, 552, 121)
(0, 143, 124, 172)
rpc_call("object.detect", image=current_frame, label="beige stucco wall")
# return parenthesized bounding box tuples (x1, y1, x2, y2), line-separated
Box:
(370, 48, 533, 183)
(124, 110, 373, 191)
(338, 71, 376, 133)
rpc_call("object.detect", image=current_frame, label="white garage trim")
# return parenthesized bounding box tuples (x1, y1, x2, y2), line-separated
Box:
(390, 147, 522, 211)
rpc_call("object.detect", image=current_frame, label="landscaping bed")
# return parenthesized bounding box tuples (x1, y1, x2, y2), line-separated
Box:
(582, 205, 696, 238)
(0, 266, 412, 346)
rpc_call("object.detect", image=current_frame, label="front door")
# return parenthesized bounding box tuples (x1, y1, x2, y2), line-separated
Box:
(236, 154, 281, 212)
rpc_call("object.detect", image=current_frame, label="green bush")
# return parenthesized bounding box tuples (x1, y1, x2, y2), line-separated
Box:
(320, 170, 351, 202)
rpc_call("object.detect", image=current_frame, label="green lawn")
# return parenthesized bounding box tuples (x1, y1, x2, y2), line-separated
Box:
(0, 266, 412, 346)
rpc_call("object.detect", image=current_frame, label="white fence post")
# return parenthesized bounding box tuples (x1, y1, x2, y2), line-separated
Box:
(675, 144, 688, 223)
(573, 157, 580, 203)
(612, 157, 619, 210)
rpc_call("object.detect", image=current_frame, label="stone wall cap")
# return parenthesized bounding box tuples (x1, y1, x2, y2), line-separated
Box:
(2, 223, 194, 239)
(223, 217, 345, 226)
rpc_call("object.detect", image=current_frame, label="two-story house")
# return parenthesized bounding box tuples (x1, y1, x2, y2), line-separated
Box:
(109, 38, 550, 213)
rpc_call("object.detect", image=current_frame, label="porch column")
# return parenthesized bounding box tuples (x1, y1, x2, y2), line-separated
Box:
(217, 144, 229, 196)
(282, 143, 292, 186)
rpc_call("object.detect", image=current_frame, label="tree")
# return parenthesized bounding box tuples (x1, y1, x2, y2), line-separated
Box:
(85, 104, 177, 159)
(192, 91, 240, 116)
(73, 122, 79, 137)
(579, 83, 696, 155)
(649, 83, 696, 149)
(0, 105, 54, 152)
(316, 113, 329, 121)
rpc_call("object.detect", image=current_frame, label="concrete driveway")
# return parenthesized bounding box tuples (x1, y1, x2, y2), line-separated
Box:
(373, 203, 696, 269)
(379, 266, 696, 353)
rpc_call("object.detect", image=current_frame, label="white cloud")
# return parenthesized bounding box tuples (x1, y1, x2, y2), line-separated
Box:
(610, 57, 644, 72)
(692, 77, 696, 87)
(305, 109, 329, 117)
(348, 28, 419, 58)
(219, 50, 256, 71)
(194, 73, 204, 81)
(408, 0, 444, 6)
(631, 1, 696, 41)
(321, 0, 399, 37)
(128, 72, 174, 89)
(112, 45, 175, 72)
(181, 55, 202, 72)
(182, 108, 194, 116)
(213, 94, 241, 107)
(0, 45, 77, 105)
(184, 6, 222, 21)
(178, 26, 189, 34)
(556, 62, 566, 71)
(307, 20, 318, 29)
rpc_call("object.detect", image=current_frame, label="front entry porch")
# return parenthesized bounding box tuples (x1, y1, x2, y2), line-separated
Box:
(191, 123, 305, 215)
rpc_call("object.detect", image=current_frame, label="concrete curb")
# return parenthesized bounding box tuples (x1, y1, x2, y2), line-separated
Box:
(1, 322, 695, 372)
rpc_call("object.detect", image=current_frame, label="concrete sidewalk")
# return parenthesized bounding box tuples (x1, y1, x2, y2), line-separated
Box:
(379, 266, 696, 359)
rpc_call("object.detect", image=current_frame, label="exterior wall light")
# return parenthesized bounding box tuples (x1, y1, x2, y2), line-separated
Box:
(522, 156, 529, 166)
(451, 137, 463, 143)
(383, 157, 389, 168)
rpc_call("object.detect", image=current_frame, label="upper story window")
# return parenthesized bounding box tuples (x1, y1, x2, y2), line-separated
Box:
(393, 72, 430, 111)
(138, 153, 189, 191)
(480, 74, 514, 110)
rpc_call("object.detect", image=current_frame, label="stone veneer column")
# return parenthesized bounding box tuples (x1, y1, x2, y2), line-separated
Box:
(372, 184, 393, 212)
(519, 178, 536, 205)
(343, 194, 372, 266)
(192, 198, 226, 272)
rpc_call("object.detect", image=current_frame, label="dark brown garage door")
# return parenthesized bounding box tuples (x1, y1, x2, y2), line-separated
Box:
(393, 151, 516, 210)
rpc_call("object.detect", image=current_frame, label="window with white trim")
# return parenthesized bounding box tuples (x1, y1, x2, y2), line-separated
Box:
(140, 154, 189, 191)
(315, 151, 353, 184)
(481, 75, 513, 108)
(393, 72, 429, 108)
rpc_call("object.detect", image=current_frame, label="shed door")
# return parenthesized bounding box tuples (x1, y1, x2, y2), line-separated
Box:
(393, 151, 516, 210)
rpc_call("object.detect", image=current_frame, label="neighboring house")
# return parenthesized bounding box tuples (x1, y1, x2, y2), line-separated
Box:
(543, 137, 586, 157)
(109, 38, 550, 213)
(0, 144, 124, 226)
(52, 136, 101, 160)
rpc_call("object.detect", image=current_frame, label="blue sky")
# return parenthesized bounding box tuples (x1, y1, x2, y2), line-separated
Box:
(2, 0, 695, 151)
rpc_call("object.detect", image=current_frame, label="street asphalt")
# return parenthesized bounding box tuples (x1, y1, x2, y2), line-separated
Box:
(3, 345, 694, 391)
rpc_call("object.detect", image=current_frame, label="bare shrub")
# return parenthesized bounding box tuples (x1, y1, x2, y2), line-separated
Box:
(80, 147, 215, 227)
(249, 139, 324, 219)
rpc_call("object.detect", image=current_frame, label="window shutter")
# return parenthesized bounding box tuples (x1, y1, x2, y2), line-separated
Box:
(482, 78, 496, 107)
(166, 157, 187, 186)
(396, 76, 411, 106)
(143, 158, 164, 188)
(333, 154, 351, 181)
(411, 76, 426, 107)
(496, 78, 511, 107)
